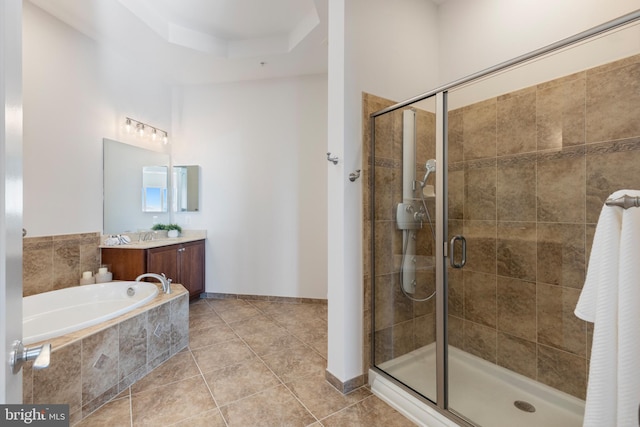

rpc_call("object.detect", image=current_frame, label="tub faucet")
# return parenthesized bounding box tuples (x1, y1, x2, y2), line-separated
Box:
(136, 273, 172, 294)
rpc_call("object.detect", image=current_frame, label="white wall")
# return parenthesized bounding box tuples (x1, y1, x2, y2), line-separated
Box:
(23, 1, 172, 237)
(172, 75, 328, 299)
(438, 0, 640, 85)
(326, 0, 440, 384)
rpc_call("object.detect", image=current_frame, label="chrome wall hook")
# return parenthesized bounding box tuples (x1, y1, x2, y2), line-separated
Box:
(327, 152, 339, 165)
(349, 169, 361, 182)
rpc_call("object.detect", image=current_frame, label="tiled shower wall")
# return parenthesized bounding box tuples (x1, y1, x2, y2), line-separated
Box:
(23, 232, 101, 296)
(364, 53, 640, 400)
(362, 93, 437, 376)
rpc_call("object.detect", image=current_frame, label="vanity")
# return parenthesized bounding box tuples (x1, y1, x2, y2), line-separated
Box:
(102, 138, 204, 300)
(101, 235, 205, 300)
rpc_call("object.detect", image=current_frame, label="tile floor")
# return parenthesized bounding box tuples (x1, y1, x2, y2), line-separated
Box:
(75, 298, 416, 426)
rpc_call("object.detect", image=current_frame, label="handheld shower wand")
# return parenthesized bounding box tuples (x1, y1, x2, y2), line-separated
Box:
(420, 159, 437, 188)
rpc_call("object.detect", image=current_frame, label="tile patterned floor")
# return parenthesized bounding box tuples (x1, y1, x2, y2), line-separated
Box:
(74, 298, 416, 426)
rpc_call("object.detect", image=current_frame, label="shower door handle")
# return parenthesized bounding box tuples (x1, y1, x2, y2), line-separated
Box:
(449, 235, 466, 269)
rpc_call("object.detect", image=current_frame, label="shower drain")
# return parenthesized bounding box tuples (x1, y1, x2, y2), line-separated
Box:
(514, 400, 536, 413)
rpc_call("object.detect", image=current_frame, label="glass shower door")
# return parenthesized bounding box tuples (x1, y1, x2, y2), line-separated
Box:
(371, 95, 439, 404)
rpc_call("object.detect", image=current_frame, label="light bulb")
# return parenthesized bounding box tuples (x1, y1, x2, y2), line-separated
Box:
(125, 118, 132, 133)
(152, 128, 157, 141)
(137, 123, 145, 137)
(162, 132, 168, 145)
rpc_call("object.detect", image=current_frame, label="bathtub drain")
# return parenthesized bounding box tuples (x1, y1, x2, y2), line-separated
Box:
(514, 400, 536, 413)
(127, 287, 135, 297)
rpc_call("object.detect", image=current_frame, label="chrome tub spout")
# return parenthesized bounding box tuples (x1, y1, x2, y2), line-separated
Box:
(136, 273, 172, 294)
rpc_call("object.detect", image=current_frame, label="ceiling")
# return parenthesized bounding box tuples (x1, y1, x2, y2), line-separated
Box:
(28, 0, 329, 85)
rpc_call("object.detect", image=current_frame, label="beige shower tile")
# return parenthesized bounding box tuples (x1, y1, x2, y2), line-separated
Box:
(416, 109, 436, 165)
(132, 375, 216, 426)
(373, 109, 396, 160)
(537, 344, 587, 399)
(391, 320, 416, 359)
(537, 223, 585, 288)
(496, 221, 536, 281)
(192, 338, 255, 373)
(463, 220, 496, 275)
(463, 320, 497, 364)
(497, 332, 537, 380)
(374, 221, 401, 276)
(203, 357, 280, 406)
(219, 384, 315, 427)
(447, 315, 464, 349)
(462, 98, 497, 161)
(374, 273, 413, 331)
(448, 109, 464, 163)
(374, 326, 393, 365)
(374, 165, 401, 221)
(497, 88, 537, 156)
(537, 284, 586, 356)
(586, 138, 640, 223)
(448, 268, 464, 318)
(463, 271, 497, 328)
(33, 342, 82, 413)
(536, 147, 585, 223)
(320, 395, 415, 427)
(496, 154, 537, 221)
(414, 314, 436, 348)
(464, 159, 497, 221)
(448, 166, 465, 220)
(131, 351, 200, 394)
(537, 75, 586, 150)
(586, 61, 640, 143)
(496, 277, 536, 341)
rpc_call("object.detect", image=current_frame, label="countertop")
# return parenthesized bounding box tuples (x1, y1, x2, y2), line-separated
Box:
(99, 230, 207, 249)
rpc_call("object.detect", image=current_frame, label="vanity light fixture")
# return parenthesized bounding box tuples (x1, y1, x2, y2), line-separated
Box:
(124, 117, 169, 144)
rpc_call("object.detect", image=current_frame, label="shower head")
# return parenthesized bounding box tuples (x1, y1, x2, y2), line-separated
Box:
(420, 159, 437, 188)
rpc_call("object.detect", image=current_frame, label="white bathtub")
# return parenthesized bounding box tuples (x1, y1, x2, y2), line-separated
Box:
(23, 281, 159, 345)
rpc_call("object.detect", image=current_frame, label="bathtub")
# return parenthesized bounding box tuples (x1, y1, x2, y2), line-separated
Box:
(23, 281, 158, 345)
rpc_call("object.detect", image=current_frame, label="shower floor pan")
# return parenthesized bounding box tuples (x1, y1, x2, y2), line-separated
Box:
(378, 344, 584, 427)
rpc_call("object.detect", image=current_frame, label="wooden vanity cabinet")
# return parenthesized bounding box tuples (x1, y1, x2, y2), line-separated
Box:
(101, 239, 205, 300)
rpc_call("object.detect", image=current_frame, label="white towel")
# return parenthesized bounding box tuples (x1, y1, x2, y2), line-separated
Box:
(575, 189, 640, 427)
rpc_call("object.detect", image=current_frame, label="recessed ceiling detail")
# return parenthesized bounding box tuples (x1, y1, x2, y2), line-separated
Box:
(117, 0, 319, 58)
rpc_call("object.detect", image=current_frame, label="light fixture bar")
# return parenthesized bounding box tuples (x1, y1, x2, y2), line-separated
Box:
(124, 117, 169, 144)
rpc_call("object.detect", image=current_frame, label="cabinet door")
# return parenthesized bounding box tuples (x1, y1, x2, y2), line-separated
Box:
(147, 245, 179, 284)
(101, 248, 147, 280)
(180, 240, 205, 299)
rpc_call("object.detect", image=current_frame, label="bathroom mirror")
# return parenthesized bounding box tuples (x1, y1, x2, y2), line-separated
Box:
(103, 138, 170, 234)
(142, 165, 168, 212)
(172, 165, 200, 212)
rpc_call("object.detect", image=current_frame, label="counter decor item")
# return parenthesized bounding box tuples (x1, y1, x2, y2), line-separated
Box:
(80, 271, 96, 285)
(95, 266, 113, 283)
(151, 223, 182, 238)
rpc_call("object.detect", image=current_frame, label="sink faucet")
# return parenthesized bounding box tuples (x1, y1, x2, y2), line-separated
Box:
(136, 273, 172, 294)
(139, 231, 156, 242)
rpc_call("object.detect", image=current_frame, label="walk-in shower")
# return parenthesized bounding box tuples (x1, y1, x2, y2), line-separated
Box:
(366, 10, 640, 427)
